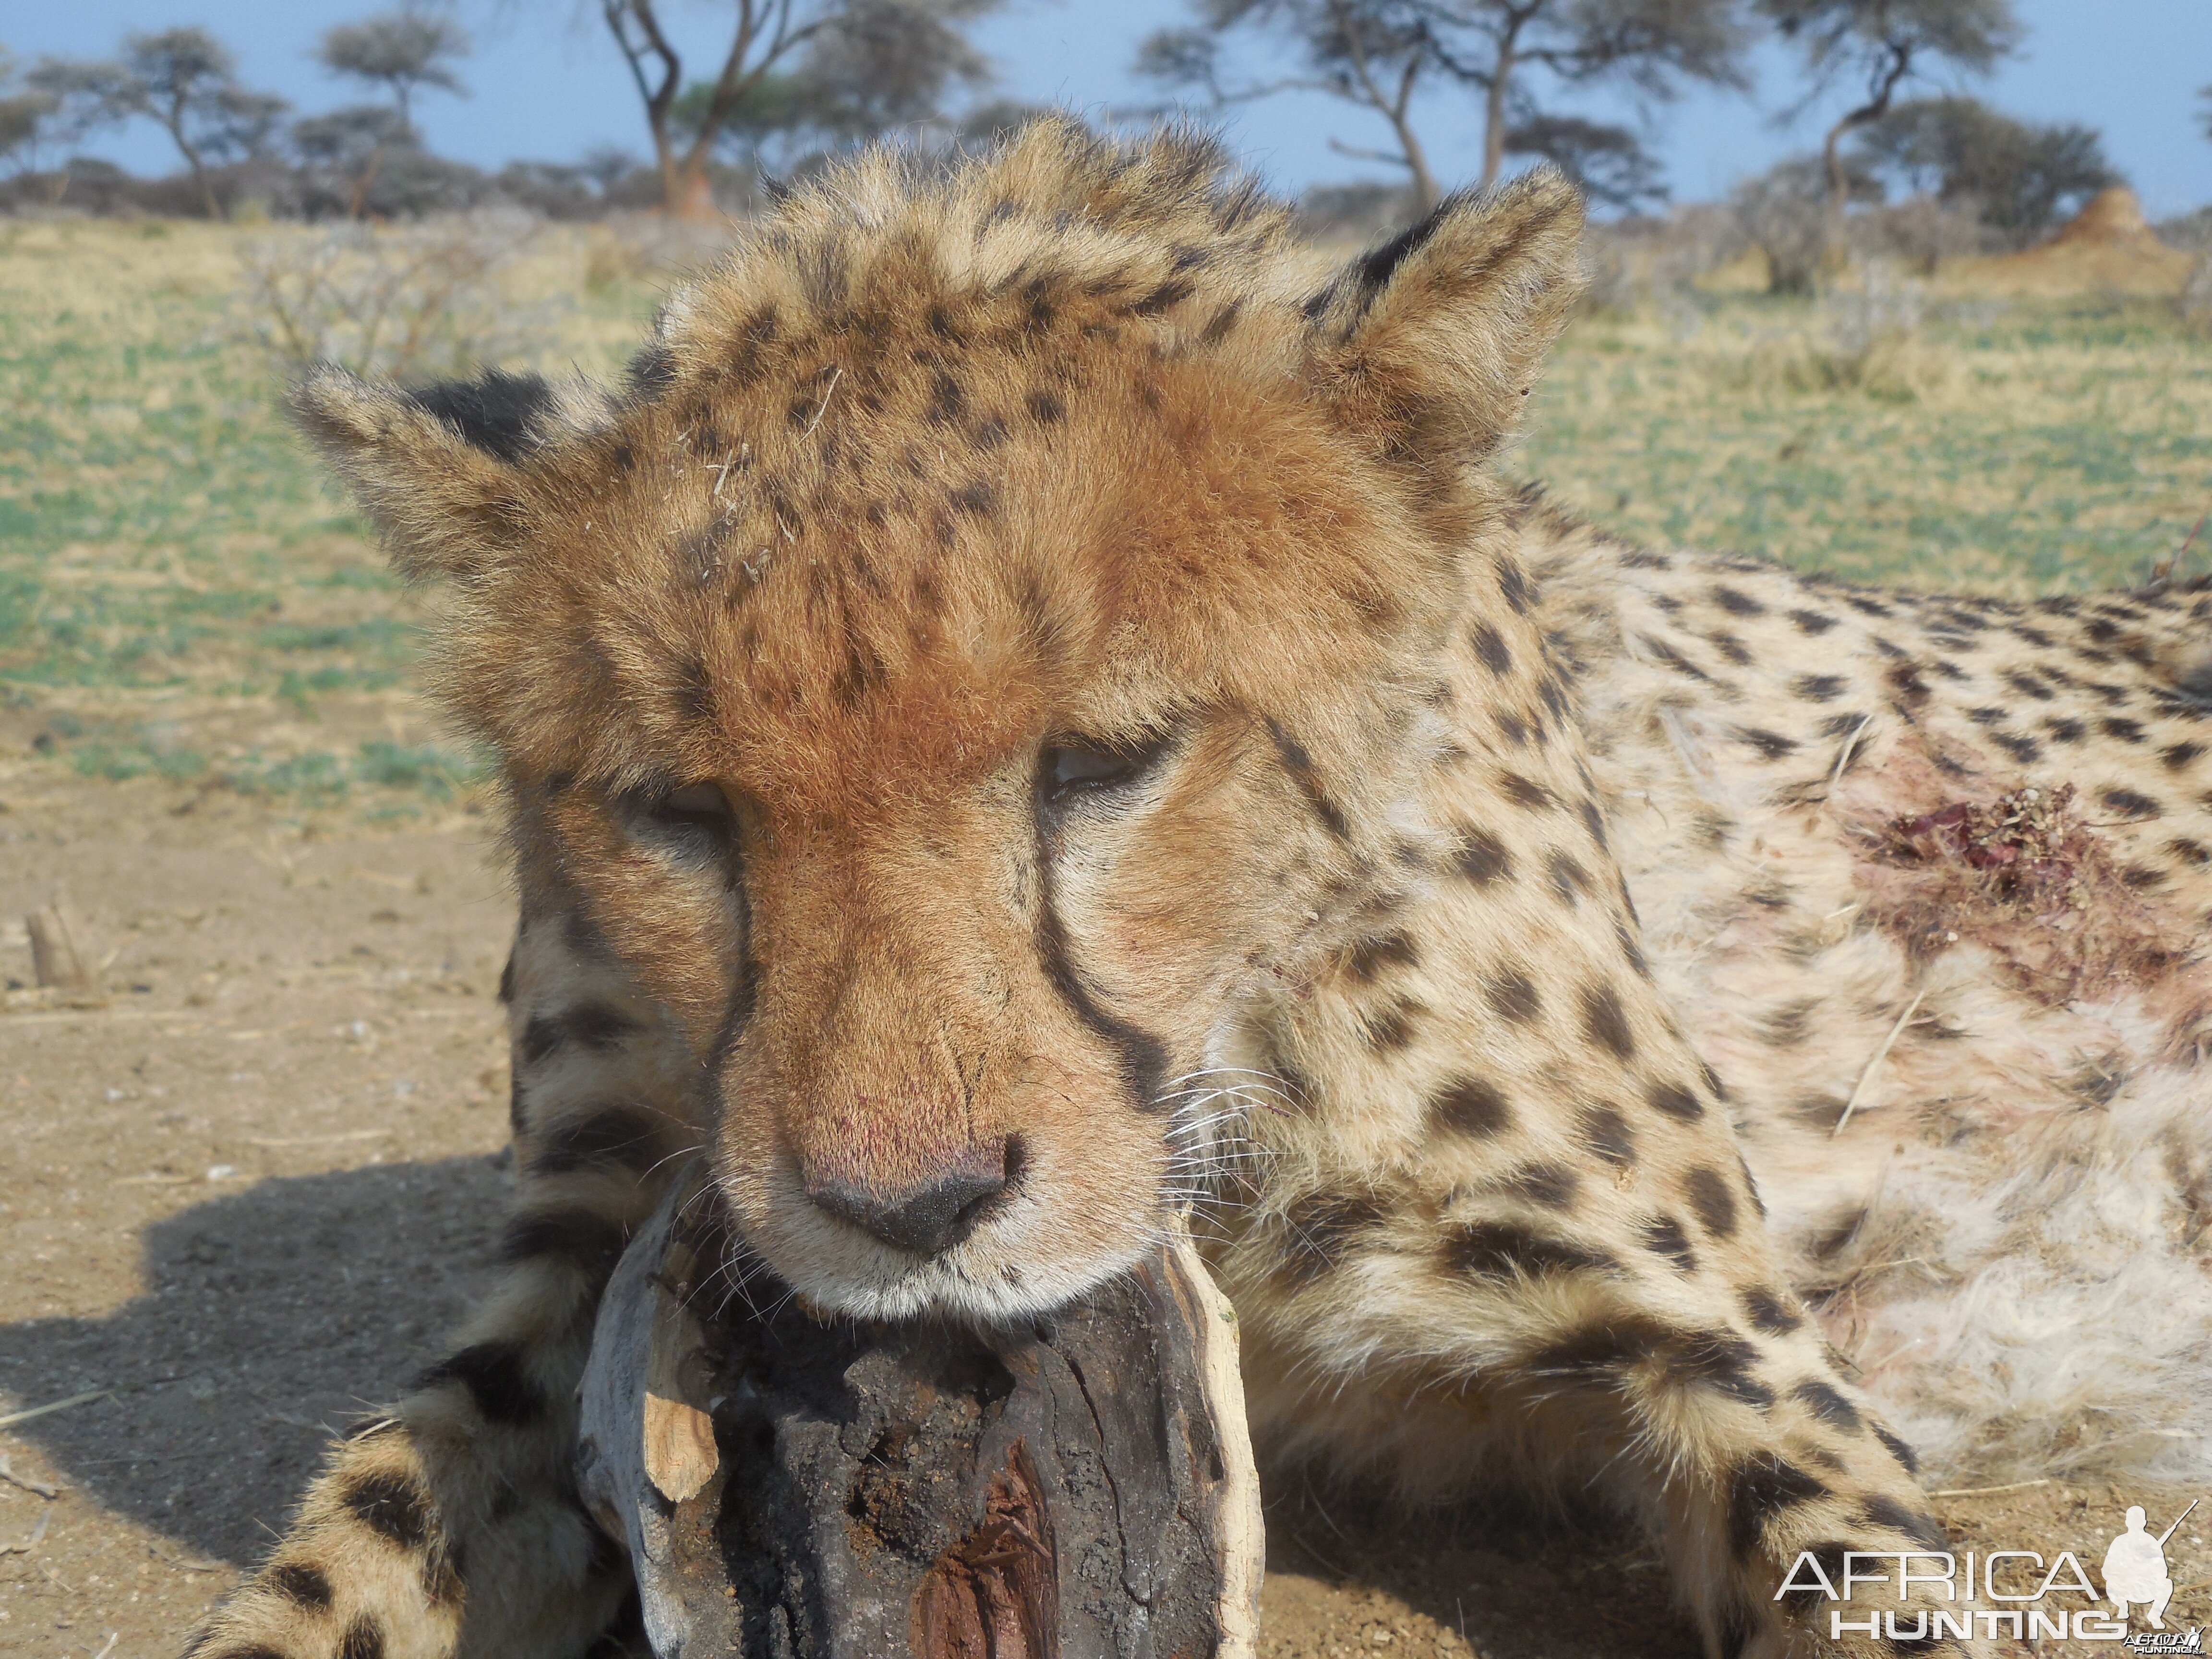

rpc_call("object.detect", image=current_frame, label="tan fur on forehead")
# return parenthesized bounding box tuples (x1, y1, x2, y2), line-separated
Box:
(293, 119, 1586, 804)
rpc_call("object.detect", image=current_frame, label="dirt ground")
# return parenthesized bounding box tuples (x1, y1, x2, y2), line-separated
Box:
(0, 750, 2201, 1659)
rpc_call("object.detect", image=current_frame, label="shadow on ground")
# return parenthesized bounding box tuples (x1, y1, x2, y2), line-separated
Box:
(0, 1156, 509, 1567)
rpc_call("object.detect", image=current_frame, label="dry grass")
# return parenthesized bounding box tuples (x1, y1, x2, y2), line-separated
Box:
(1519, 283, 2212, 597)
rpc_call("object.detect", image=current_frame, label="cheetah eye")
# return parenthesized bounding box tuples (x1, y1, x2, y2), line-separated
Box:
(634, 782, 737, 858)
(1039, 736, 1166, 805)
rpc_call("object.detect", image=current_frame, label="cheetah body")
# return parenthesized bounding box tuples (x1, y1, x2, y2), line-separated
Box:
(189, 122, 2210, 1659)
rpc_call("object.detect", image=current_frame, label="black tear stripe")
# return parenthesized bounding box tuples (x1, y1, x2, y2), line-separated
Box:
(1032, 837, 1171, 1117)
(1263, 716, 1353, 842)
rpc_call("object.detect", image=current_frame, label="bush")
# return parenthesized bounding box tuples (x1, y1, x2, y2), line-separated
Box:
(234, 209, 566, 380)
(1852, 96, 2117, 250)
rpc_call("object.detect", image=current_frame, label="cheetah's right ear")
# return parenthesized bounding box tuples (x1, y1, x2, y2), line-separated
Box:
(1304, 167, 1586, 469)
(289, 364, 605, 582)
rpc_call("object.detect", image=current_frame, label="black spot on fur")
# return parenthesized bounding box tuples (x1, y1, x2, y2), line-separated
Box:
(1497, 559, 1533, 613)
(337, 1617, 385, 1659)
(415, 1341, 545, 1427)
(1792, 1377, 1862, 1431)
(1741, 1286, 1803, 1334)
(1640, 1215, 1698, 1272)
(1281, 1192, 1385, 1288)
(1472, 623, 1513, 676)
(400, 370, 554, 464)
(2162, 741, 2205, 770)
(1990, 729, 2043, 763)
(1737, 726, 1799, 760)
(1026, 389, 1064, 424)
(1128, 277, 1194, 316)
(1859, 1494, 1947, 1551)
(1503, 1163, 1580, 1208)
(1581, 799, 1609, 850)
(341, 1469, 434, 1551)
(1644, 1079, 1702, 1122)
(1484, 970, 1542, 1025)
(1453, 828, 1512, 885)
(1433, 1076, 1513, 1138)
(1266, 717, 1352, 841)
(1528, 1313, 1672, 1377)
(1576, 1104, 1638, 1165)
(949, 479, 998, 518)
(1886, 660, 1930, 707)
(1790, 609, 1838, 635)
(1643, 635, 1714, 683)
(2102, 787, 2160, 820)
(1671, 1332, 1773, 1406)
(1871, 1422, 1920, 1473)
(1546, 850, 1589, 904)
(499, 1209, 629, 1279)
(1499, 771, 1551, 810)
(1727, 1455, 1829, 1558)
(1713, 586, 1765, 616)
(1581, 983, 1635, 1060)
(1685, 1167, 1740, 1237)
(1443, 1221, 1617, 1279)
(1792, 673, 1846, 702)
(1362, 998, 1421, 1050)
(1344, 931, 1420, 983)
(927, 371, 968, 426)
(266, 1562, 333, 1609)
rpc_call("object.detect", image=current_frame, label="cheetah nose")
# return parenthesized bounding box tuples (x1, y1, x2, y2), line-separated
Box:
(804, 1138, 1012, 1257)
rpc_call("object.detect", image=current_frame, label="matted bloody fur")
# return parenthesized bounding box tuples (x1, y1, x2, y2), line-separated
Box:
(182, 121, 2211, 1659)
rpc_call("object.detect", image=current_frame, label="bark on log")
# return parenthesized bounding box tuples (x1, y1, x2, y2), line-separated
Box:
(578, 1165, 1262, 1659)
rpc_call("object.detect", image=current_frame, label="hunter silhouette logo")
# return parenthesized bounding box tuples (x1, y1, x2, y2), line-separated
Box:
(1776, 1497, 2202, 1646)
(2106, 1501, 2193, 1630)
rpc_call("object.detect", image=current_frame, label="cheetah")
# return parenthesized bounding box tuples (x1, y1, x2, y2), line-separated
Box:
(186, 120, 2212, 1659)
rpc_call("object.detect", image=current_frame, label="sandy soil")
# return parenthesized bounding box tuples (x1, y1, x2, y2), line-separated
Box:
(0, 757, 2201, 1659)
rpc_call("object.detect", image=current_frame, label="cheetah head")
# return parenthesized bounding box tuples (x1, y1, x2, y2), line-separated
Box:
(293, 121, 1584, 1321)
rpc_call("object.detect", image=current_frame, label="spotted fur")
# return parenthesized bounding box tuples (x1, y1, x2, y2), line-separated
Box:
(184, 120, 2210, 1659)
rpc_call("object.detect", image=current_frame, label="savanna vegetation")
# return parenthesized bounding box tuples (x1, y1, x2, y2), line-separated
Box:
(2, 211, 2205, 834)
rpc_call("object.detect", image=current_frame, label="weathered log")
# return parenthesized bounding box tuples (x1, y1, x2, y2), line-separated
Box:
(578, 1165, 1262, 1659)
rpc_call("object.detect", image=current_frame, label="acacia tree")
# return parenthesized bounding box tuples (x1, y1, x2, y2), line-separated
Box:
(317, 8, 470, 134)
(1755, 0, 2019, 217)
(0, 50, 60, 175)
(1852, 94, 2114, 244)
(600, 0, 999, 218)
(1137, 0, 1746, 215)
(30, 28, 287, 217)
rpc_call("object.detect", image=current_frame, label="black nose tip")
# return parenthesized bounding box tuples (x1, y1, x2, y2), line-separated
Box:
(806, 1142, 1010, 1257)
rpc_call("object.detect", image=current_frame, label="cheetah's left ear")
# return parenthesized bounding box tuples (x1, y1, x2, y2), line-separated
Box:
(1304, 166, 1585, 468)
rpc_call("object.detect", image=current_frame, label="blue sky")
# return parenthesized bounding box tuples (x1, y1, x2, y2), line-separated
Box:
(9, 0, 2210, 216)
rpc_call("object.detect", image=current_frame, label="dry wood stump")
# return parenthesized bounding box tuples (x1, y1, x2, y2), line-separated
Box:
(578, 1166, 1262, 1659)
